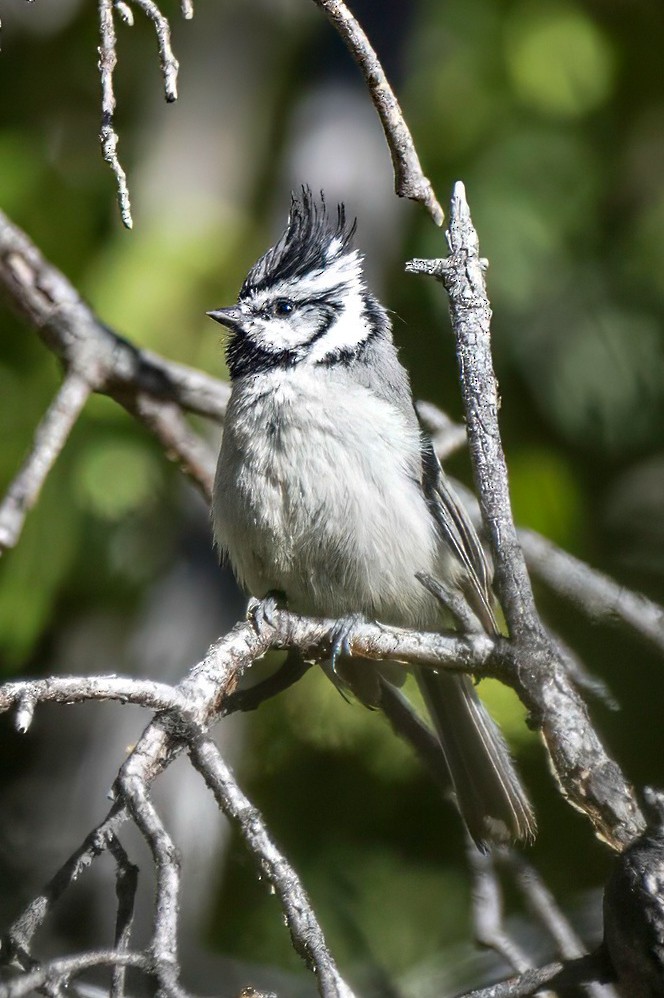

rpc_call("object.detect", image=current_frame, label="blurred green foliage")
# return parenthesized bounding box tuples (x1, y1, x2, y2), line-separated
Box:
(1, 0, 663, 991)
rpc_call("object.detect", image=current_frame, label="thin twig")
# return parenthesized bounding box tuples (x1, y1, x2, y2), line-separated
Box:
(416, 400, 467, 461)
(496, 847, 618, 998)
(188, 729, 355, 998)
(0, 675, 184, 722)
(98, 0, 133, 228)
(107, 836, 139, 998)
(311, 0, 443, 225)
(131, 0, 179, 101)
(520, 527, 664, 657)
(180, 0, 193, 19)
(466, 844, 531, 975)
(0, 950, 153, 998)
(122, 393, 216, 499)
(0, 370, 91, 554)
(455, 951, 612, 998)
(115, 768, 183, 995)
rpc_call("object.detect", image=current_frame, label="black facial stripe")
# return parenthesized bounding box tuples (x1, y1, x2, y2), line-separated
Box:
(226, 335, 299, 379)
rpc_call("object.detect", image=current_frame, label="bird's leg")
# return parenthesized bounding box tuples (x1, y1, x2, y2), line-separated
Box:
(247, 590, 287, 632)
(328, 613, 366, 674)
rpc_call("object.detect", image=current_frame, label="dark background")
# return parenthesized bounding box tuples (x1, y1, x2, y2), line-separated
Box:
(0, 0, 663, 995)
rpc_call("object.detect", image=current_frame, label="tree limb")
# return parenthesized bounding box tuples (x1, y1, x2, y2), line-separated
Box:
(311, 0, 443, 225)
(407, 182, 644, 850)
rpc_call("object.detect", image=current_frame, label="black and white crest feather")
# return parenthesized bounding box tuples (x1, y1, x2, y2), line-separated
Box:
(240, 188, 357, 297)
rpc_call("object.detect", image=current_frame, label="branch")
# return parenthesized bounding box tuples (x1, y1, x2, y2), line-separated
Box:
(455, 952, 612, 998)
(189, 730, 354, 998)
(407, 182, 643, 850)
(0, 369, 91, 554)
(131, 0, 179, 101)
(311, 0, 443, 225)
(0, 949, 153, 998)
(520, 528, 664, 657)
(0, 675, 185, 730)
(98, 0, 133, 228)
(107, 836, 139, 998)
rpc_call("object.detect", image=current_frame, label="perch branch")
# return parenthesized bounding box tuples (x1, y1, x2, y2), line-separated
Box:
(0, 369, 91, 554)
(311, 0, 443, 225)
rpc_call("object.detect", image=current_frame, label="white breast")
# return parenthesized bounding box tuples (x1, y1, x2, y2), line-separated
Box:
(213, 367, 444, 629)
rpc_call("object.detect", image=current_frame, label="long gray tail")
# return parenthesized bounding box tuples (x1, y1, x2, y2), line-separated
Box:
(416, 668, 536, 848)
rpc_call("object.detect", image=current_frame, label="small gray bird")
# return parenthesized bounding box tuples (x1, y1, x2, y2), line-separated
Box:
(208, 189, 535, 847)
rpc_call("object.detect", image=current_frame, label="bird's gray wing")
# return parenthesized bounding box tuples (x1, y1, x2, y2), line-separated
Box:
(419, 435, 499, 635)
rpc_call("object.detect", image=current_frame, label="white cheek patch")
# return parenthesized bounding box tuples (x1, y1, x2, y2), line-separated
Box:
(306, 284, 368, 364)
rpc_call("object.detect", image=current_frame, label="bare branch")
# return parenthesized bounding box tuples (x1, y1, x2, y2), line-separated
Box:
(0, 210, 230, 420)
(311, 0, 443, 225)
(180, 0, 193, 19)
(116, 768, 184, 995)
(520, 528, 664, 657)
(0, 674, 184, 717)
(455, 952, 612, 998)
(188, 729, 356, 998)
(123, 393, 216, 499)
(466, 845, 531, 975)
(98, 0, 133, 228)
(0, 370, 91, 554)
(407, 183, 643, 850)
(114, 1, 134, 26)
(107, 836, 139, 998)
(131, 0, 179, 102)
(416, 400, 467, 461)
(0, 950, 153, 998)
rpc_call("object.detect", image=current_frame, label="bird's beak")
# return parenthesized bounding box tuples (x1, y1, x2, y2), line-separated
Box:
(206, 306, 246, 333)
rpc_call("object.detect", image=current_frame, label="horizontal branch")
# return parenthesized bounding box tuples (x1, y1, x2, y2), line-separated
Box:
(0, 674, 184, 732)
(0, 948, 152, 998)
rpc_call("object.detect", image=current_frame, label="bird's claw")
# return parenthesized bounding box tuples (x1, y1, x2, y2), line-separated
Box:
(329, 614, 364, 674)
(247, 591, 286, 633)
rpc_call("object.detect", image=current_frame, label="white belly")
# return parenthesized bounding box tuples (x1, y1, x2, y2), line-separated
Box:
(213, 369, 446, 629)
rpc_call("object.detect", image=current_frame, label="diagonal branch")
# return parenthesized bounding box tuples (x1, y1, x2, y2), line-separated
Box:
(130, 0, 179, 102)
(311, 0, 443, 225)
(0, 369, 91, 554)
(189, 729, 355, 998)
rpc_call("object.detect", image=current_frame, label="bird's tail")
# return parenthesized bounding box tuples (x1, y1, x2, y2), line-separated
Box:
(416, 668, 536, 848)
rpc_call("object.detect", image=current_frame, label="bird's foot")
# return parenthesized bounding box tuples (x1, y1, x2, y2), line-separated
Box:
(328, 613, 365, 674)
(247, 591, 287, 633)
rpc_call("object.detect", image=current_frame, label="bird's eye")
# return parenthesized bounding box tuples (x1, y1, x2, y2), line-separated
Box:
(272, 298, 294, 316)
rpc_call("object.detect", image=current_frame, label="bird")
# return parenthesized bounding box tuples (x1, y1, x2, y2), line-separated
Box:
(207, 188, 535, 848)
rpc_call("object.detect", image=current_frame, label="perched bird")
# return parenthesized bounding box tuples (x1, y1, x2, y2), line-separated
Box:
(208, 189, 535, 847)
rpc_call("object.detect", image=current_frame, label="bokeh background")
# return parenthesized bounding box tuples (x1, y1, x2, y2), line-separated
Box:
(1, 0, 663, 995)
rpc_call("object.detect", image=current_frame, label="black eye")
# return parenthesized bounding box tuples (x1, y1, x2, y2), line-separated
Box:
(272, 298, 294, 316)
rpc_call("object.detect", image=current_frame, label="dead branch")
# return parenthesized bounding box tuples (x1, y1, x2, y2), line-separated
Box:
(0, 369, 91, 554)
(189, 730, 354, 998)
(98, 0, 133, 228)
(407, 183, 643, 850)
(311, 0, 444, 225)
